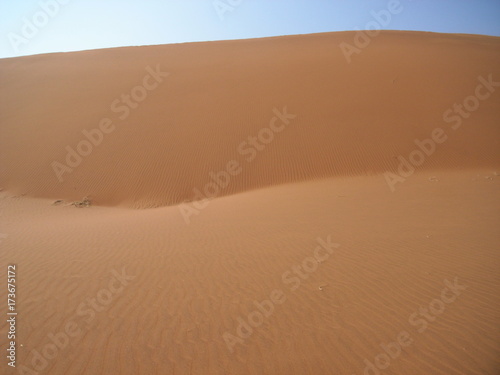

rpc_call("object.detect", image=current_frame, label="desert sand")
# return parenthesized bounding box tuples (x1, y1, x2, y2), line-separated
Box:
(0, 30, 499, 375)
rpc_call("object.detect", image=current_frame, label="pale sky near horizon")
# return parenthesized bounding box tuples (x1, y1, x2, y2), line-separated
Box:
(0, 0, 499, 59)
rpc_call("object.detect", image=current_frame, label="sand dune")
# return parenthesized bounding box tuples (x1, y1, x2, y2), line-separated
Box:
(0, 31, 499, 375)
(1, 31, 499, 207)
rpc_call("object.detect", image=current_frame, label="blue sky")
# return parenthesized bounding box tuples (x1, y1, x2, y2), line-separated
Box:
(0, 0, 499, 59)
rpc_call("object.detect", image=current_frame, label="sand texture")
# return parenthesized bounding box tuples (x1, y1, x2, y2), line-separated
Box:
(0, 31, 499, 374)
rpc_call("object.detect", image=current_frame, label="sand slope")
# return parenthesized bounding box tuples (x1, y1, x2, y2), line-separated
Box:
(0, 31, 499, 375)
(0, 31, 499, 207)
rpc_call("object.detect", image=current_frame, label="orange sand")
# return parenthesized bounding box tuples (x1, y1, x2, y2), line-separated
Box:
(0, 31, 499, 374)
